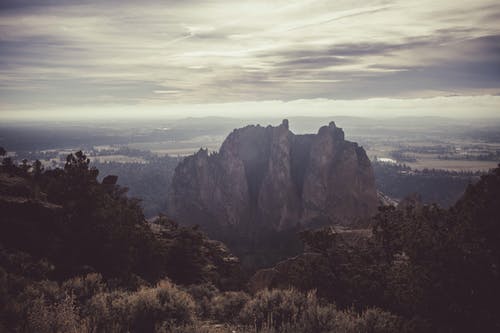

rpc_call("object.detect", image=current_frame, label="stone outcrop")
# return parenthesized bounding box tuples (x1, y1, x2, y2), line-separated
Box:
(248, 252, 326, 293)
(168, 120, 378, 229)
(377, 191, 399, 207)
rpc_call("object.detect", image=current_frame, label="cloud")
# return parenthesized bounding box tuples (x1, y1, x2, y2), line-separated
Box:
(0, 0, 499, 116)
(3, 95, 500, 121)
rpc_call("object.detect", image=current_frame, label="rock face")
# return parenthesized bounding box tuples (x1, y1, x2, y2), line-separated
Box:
(168, 120, 378, 230)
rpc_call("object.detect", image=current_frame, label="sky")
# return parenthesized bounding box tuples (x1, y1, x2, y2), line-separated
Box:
(1, 0, 499, 119)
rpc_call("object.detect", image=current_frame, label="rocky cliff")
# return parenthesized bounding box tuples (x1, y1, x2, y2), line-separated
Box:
(168, 120, 378, 230)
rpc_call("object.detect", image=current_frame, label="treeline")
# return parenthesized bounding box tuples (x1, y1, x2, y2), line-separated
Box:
(373, 161, 481, 207)
(438, 151, 500, 161)
(391, 145, 454, 155)
(388, 151, 418, 163)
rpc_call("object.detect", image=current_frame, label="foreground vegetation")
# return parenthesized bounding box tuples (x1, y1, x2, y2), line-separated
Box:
(1, 149, 499, 332)
(1, 268, 405, 333)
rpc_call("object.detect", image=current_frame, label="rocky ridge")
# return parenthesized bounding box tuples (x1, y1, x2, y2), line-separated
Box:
(168, 120, 378, 230)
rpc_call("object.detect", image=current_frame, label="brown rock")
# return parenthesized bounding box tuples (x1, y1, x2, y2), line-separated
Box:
(168, 120, 378, 229)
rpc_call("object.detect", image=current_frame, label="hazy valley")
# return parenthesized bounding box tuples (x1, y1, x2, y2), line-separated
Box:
(2, 116, 497, 217)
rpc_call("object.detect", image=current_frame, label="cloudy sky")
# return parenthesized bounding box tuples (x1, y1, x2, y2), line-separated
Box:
(1, 0, 499, 119)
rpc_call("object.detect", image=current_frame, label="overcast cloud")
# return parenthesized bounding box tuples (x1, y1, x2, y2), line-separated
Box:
(0, 0, 499, 118)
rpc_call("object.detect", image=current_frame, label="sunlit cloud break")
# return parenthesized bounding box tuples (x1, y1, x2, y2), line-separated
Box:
(0, 0, 499, 118)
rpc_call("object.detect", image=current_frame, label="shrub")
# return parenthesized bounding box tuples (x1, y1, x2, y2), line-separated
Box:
(211, 291, 251, 324)
(166, 323, 237, 333)
(356, 307, 404, 332)
(331, 307, 408, 333)
(185, 283, 219, 318)
(86, 279, 195, 333)
(299, 290, 338, 332)
(151, 279, 196, 326)
(26, 293, 85, 333)
(62, 273, 105, 306)
(238, 289, 409, 333)
(86, 290, 127, 332)
(239, 288, 307, 330)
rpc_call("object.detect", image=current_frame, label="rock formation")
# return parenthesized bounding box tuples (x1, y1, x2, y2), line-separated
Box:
(168, 120, 378, 230)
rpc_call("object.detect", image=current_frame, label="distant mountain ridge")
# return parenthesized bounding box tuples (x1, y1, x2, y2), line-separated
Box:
(168, 120, 378, 230)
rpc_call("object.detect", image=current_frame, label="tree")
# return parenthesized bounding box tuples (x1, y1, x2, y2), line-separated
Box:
(372, 166, 500, 331)
(64, 150, 99, 182)
(33, 160, 44, 179)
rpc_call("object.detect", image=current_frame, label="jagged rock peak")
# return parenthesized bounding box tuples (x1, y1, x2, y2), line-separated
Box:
(281, 119, 289, 129)
(168, 120, 378, 230)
